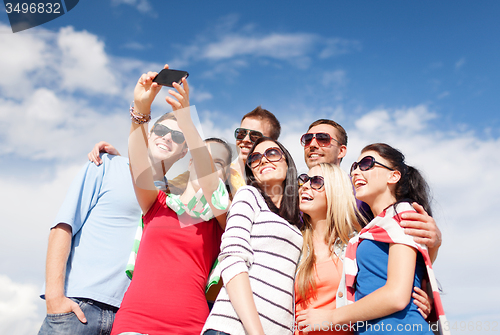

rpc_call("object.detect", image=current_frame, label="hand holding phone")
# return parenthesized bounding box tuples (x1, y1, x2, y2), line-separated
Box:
(153, 69, 189, 87)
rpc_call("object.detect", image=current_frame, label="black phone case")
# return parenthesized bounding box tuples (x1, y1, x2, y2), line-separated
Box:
(153, 69, 189, 87)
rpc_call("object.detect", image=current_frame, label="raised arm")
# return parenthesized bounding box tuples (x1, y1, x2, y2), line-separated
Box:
(128, 69, 164, 213)
(166, 78, 229, 228)
(296, 243, 418, 330)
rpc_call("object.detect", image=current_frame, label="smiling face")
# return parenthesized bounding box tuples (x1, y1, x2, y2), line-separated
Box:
(249, 140, 288, 190)
(299, 165, 327, 219)
(304, 124, 347, 168)
(148, 119, 187, 164)
(237, 117, 271, 163)
(351, 150, 399, 212)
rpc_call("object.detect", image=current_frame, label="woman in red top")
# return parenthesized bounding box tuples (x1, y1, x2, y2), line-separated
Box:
(111, 65, 232, 335)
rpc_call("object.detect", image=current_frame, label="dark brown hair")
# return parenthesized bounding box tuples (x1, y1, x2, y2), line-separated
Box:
(244, 137, 300, 226)
(242, 106, 281, 141)
(308, 119, 348, 146)
(361, 143, 433, 216)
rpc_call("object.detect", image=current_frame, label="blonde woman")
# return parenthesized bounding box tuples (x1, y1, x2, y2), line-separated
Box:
(295, 163, 362, 335)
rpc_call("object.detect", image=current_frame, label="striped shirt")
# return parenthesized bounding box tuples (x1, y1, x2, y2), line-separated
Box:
(202, 186, 303, 335)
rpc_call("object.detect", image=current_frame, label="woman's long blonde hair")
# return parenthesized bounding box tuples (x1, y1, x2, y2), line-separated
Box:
(296, 163, 364, 306)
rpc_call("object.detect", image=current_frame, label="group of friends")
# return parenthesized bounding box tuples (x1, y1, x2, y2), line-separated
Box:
(38, 65, 447, 335)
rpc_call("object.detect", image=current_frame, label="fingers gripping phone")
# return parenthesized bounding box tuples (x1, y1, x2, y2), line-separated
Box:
(153, 69, 189, 87)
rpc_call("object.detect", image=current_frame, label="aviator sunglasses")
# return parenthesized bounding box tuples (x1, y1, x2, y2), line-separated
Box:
(152, 124, 185, 144)
(246, 147, 284, 168)
(298, 174, 325, 190)
(300, 133, 342, 147)
(350, 156, 394, 176)
(234, 128, 264, 143)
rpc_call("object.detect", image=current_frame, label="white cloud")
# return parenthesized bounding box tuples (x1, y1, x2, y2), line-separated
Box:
(319, 38, 362, 59)
(353, 109, 392, 134)
(0, 92, 130, 161)
(0, 275, 43, 334)
(202, 33, 316, 60)
(0, 163, 83, 280)
(322, 70, 347, 88)
(0, 24, 164, 163)
(0, 24, 49, 98)
(189, 85, 213, 103)
(57, 27, 120, 95)
(455, 57, 466, 69)
(122, 41, 150, 50)
(111, 0, 153, 14)
(394, 105, 437, 131)
(321, 70, 348, 101)
(0, 23, 124, 99)
(437, 91, 450, 99)
(429, 61, 443, 70)
(170, 18, 360, 69)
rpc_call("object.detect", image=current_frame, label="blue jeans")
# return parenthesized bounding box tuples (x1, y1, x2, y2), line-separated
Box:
(203, 330, 230, 335)
(38, 298, 118, 335)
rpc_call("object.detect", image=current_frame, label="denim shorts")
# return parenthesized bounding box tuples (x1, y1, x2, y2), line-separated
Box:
(38, 298, 118, 335)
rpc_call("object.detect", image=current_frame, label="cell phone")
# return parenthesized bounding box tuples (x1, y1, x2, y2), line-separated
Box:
(153, 69, 189, 87)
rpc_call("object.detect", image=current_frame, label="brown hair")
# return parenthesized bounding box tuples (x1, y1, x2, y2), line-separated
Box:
(361, 143, 433, 216)
(308, 119, 348, 146)
(241, 106, 281, 141)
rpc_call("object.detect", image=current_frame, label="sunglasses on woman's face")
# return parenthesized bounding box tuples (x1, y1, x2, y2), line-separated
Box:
(152, 124, 185, 144)
(246, 147, 284, 169)
(300, 133, 341, 147)
(234, 128, 264, 143)
(350, 156, 394, 176)
(298, 174, 325, 190)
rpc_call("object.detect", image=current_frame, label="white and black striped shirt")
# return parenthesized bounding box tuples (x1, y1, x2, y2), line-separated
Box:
(202, 186, 303, 335)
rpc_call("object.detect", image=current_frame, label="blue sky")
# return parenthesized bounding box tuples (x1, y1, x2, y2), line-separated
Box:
(1, 1, 499, 333)
(55, 1, 500, 130)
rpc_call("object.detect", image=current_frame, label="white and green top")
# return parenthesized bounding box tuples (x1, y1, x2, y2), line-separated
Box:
(125, 179, 229, 279)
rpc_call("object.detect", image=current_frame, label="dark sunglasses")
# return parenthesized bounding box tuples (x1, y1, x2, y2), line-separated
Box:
(300, 133, 341, 147)
(350, 156, 394, 176)
(298, 174, 325, 190)
(152, 124, 185, 144)
(246, 147, 284, 168)
(234, 128, 264, 143)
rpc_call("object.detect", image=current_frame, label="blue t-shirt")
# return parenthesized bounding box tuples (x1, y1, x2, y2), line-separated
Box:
(355, 240, 432, 335)
(41, 154, 142, 307)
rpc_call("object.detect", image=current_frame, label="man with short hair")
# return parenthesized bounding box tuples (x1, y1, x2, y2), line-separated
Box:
(302, 119, 347, 168)
(300, 118, 442, 261)
(38, 113, 188, 335)
(230, 106, 281, 189)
